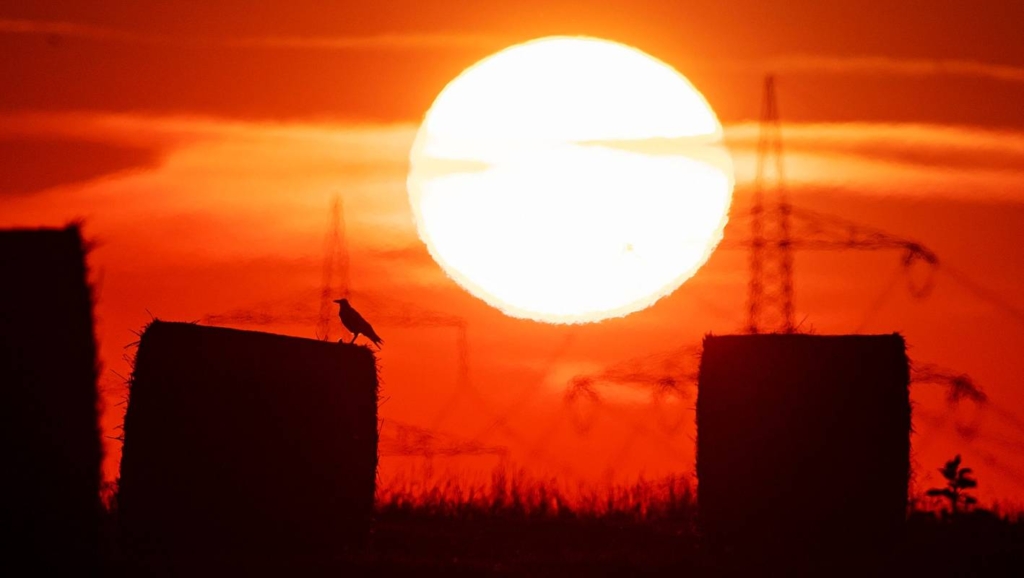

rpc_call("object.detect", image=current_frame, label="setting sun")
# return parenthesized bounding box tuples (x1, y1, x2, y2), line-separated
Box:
(408, 36, 733, 323)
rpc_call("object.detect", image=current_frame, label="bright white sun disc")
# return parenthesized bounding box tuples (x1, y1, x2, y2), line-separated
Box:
(408, 36, 734, 324)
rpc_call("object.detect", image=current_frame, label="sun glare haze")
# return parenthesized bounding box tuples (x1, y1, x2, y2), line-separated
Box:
(409, 36, 734, 323)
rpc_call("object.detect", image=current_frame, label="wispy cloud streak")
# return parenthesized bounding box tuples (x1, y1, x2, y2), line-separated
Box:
(767, 55, 1024, 85)
(225, 33, 503, 50)
(0, 17, 502, 51)
(7, 18, 1024, 84)
(0, 18, 187, 45)
(722, 122, 1024, 201)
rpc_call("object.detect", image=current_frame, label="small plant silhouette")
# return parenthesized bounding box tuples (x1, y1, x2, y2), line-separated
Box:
(926, 454, 978, 515)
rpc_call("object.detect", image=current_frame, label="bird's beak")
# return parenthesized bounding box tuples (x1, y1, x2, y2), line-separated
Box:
(332, 299, 343, 303)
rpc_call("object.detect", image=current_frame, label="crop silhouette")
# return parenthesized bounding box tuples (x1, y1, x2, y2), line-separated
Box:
(344, 469, 1023, 576)
(377, 466, 696, 522)
(927, 454, 979, 515)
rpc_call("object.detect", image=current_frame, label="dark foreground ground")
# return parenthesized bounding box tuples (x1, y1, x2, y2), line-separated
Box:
(349, 509, 1022, 577)
(100, 501, 1023, 577)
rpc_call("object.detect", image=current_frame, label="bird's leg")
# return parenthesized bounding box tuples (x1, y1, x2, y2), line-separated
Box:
(350, 332, 359, 344)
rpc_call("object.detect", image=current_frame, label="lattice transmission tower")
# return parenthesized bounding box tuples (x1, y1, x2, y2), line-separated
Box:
(739, 76, 941, 333)
(747, 75, 796, 334)
(316, 195, 350, 341)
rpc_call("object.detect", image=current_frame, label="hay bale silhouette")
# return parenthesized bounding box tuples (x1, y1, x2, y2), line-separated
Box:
(118, 321, 378, 570)
(0, 226, 102, 573)
(697, 334, 910, 568)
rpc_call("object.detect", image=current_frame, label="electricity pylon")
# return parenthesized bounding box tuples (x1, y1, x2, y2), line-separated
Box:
(747, 75, 796, 334)
(741, 76, 938, 333)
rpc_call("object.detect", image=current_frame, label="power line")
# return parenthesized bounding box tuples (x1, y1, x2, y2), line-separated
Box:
(939, 263, 1024, 329)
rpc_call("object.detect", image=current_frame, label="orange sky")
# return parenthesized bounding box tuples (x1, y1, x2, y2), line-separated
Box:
(2, 1, 1023, 506)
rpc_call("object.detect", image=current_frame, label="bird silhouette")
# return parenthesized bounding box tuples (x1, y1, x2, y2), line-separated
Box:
(333, 298, 383, 348)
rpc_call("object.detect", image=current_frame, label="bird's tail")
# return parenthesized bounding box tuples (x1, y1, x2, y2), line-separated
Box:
(367, 331, 384, 348)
